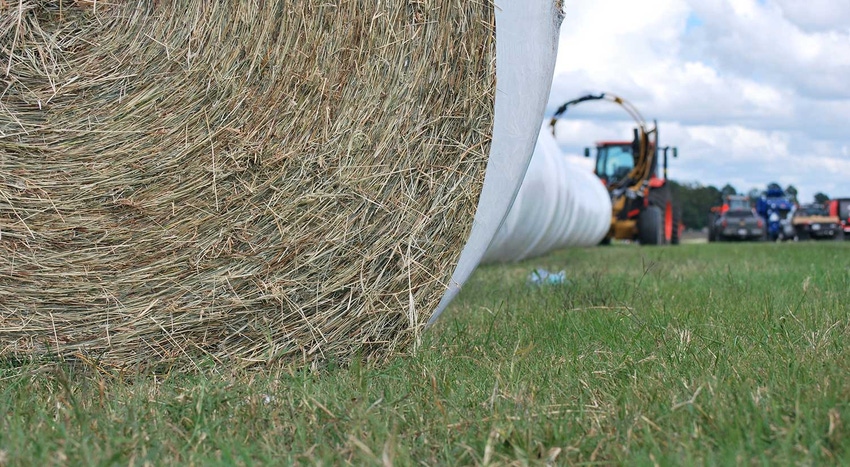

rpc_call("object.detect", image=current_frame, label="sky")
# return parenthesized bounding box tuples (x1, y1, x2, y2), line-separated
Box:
(549, 0, 850, 203)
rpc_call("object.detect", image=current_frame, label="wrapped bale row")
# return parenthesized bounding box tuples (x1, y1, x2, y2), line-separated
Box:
(482, 126, 612, 263)
(0, 1, 496, 368)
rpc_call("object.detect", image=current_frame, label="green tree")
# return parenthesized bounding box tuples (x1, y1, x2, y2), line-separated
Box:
(747, 188, 761, 206)
(785, 185, 798, 203)
(721, 184, 737, 197)
(669, 180, 722, 230)
(814, 192, 829, 204)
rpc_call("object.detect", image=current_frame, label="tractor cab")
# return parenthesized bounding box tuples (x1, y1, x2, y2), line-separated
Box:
(588, 141, 636, 186)
(584, 126, 676, 188)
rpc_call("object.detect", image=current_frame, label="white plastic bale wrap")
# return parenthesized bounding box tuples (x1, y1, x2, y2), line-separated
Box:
(482, 126, 612, 263)
(428, 1, 563, 324)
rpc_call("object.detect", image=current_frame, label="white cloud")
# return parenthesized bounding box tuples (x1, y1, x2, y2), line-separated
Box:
(550, 0, 850, 203)
(684, 0, 850, 99)
(772, 0, 850, 33)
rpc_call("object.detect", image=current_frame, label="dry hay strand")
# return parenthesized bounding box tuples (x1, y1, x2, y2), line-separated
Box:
(0, 1, 495, 369)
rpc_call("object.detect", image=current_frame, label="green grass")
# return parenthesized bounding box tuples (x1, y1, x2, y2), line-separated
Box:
(2, 242, 849, 465)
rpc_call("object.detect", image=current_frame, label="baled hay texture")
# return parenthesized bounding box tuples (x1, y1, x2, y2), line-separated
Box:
(0, 1, 495, 369)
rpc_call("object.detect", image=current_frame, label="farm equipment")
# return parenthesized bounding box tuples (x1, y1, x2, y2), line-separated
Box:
(550, 93, 680, 245)
(827, 198, 850, 239)
(755, 183, 795, 241)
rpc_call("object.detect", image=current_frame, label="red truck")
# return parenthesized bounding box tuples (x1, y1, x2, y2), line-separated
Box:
(827, 198, 850, 240)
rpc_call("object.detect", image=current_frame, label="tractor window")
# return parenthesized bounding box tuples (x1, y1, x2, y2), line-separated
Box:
(596, 145, 633, 184)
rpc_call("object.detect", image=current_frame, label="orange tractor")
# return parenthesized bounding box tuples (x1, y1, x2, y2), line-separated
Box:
(550, 93, 681, 245)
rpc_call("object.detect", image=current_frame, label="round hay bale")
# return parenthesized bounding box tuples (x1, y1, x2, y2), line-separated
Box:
(0, 1, 496, 369)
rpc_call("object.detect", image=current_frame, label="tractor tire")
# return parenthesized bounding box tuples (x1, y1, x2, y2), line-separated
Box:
(648, 185, 674, 244)
(671, 205, 682, 245)
(638, 205, 664, 245)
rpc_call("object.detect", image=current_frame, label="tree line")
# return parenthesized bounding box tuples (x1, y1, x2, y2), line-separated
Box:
(668, 180, 831, 231)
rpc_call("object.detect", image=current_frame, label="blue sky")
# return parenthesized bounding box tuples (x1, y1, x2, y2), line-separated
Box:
(685, 13, 704, 30)
(549, 0, 850, 203)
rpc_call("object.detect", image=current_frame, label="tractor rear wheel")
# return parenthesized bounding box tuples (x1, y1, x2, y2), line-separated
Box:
(648, 185, 677, 245)
(671, 205, 682, 245)
(638, 205, 664, 245)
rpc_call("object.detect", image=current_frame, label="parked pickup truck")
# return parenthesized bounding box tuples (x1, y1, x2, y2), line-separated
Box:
(791, 204, 841, 240)
(708, 208, 764, 242)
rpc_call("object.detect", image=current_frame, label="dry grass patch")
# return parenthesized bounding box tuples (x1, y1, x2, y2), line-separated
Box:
(0, 0, 495, 369)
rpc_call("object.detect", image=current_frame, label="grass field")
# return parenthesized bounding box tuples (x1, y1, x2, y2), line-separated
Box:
(2, 242, 849, 465)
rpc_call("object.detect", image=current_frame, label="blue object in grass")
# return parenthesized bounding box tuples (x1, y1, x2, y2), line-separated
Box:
(527, 268, 567, 286)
